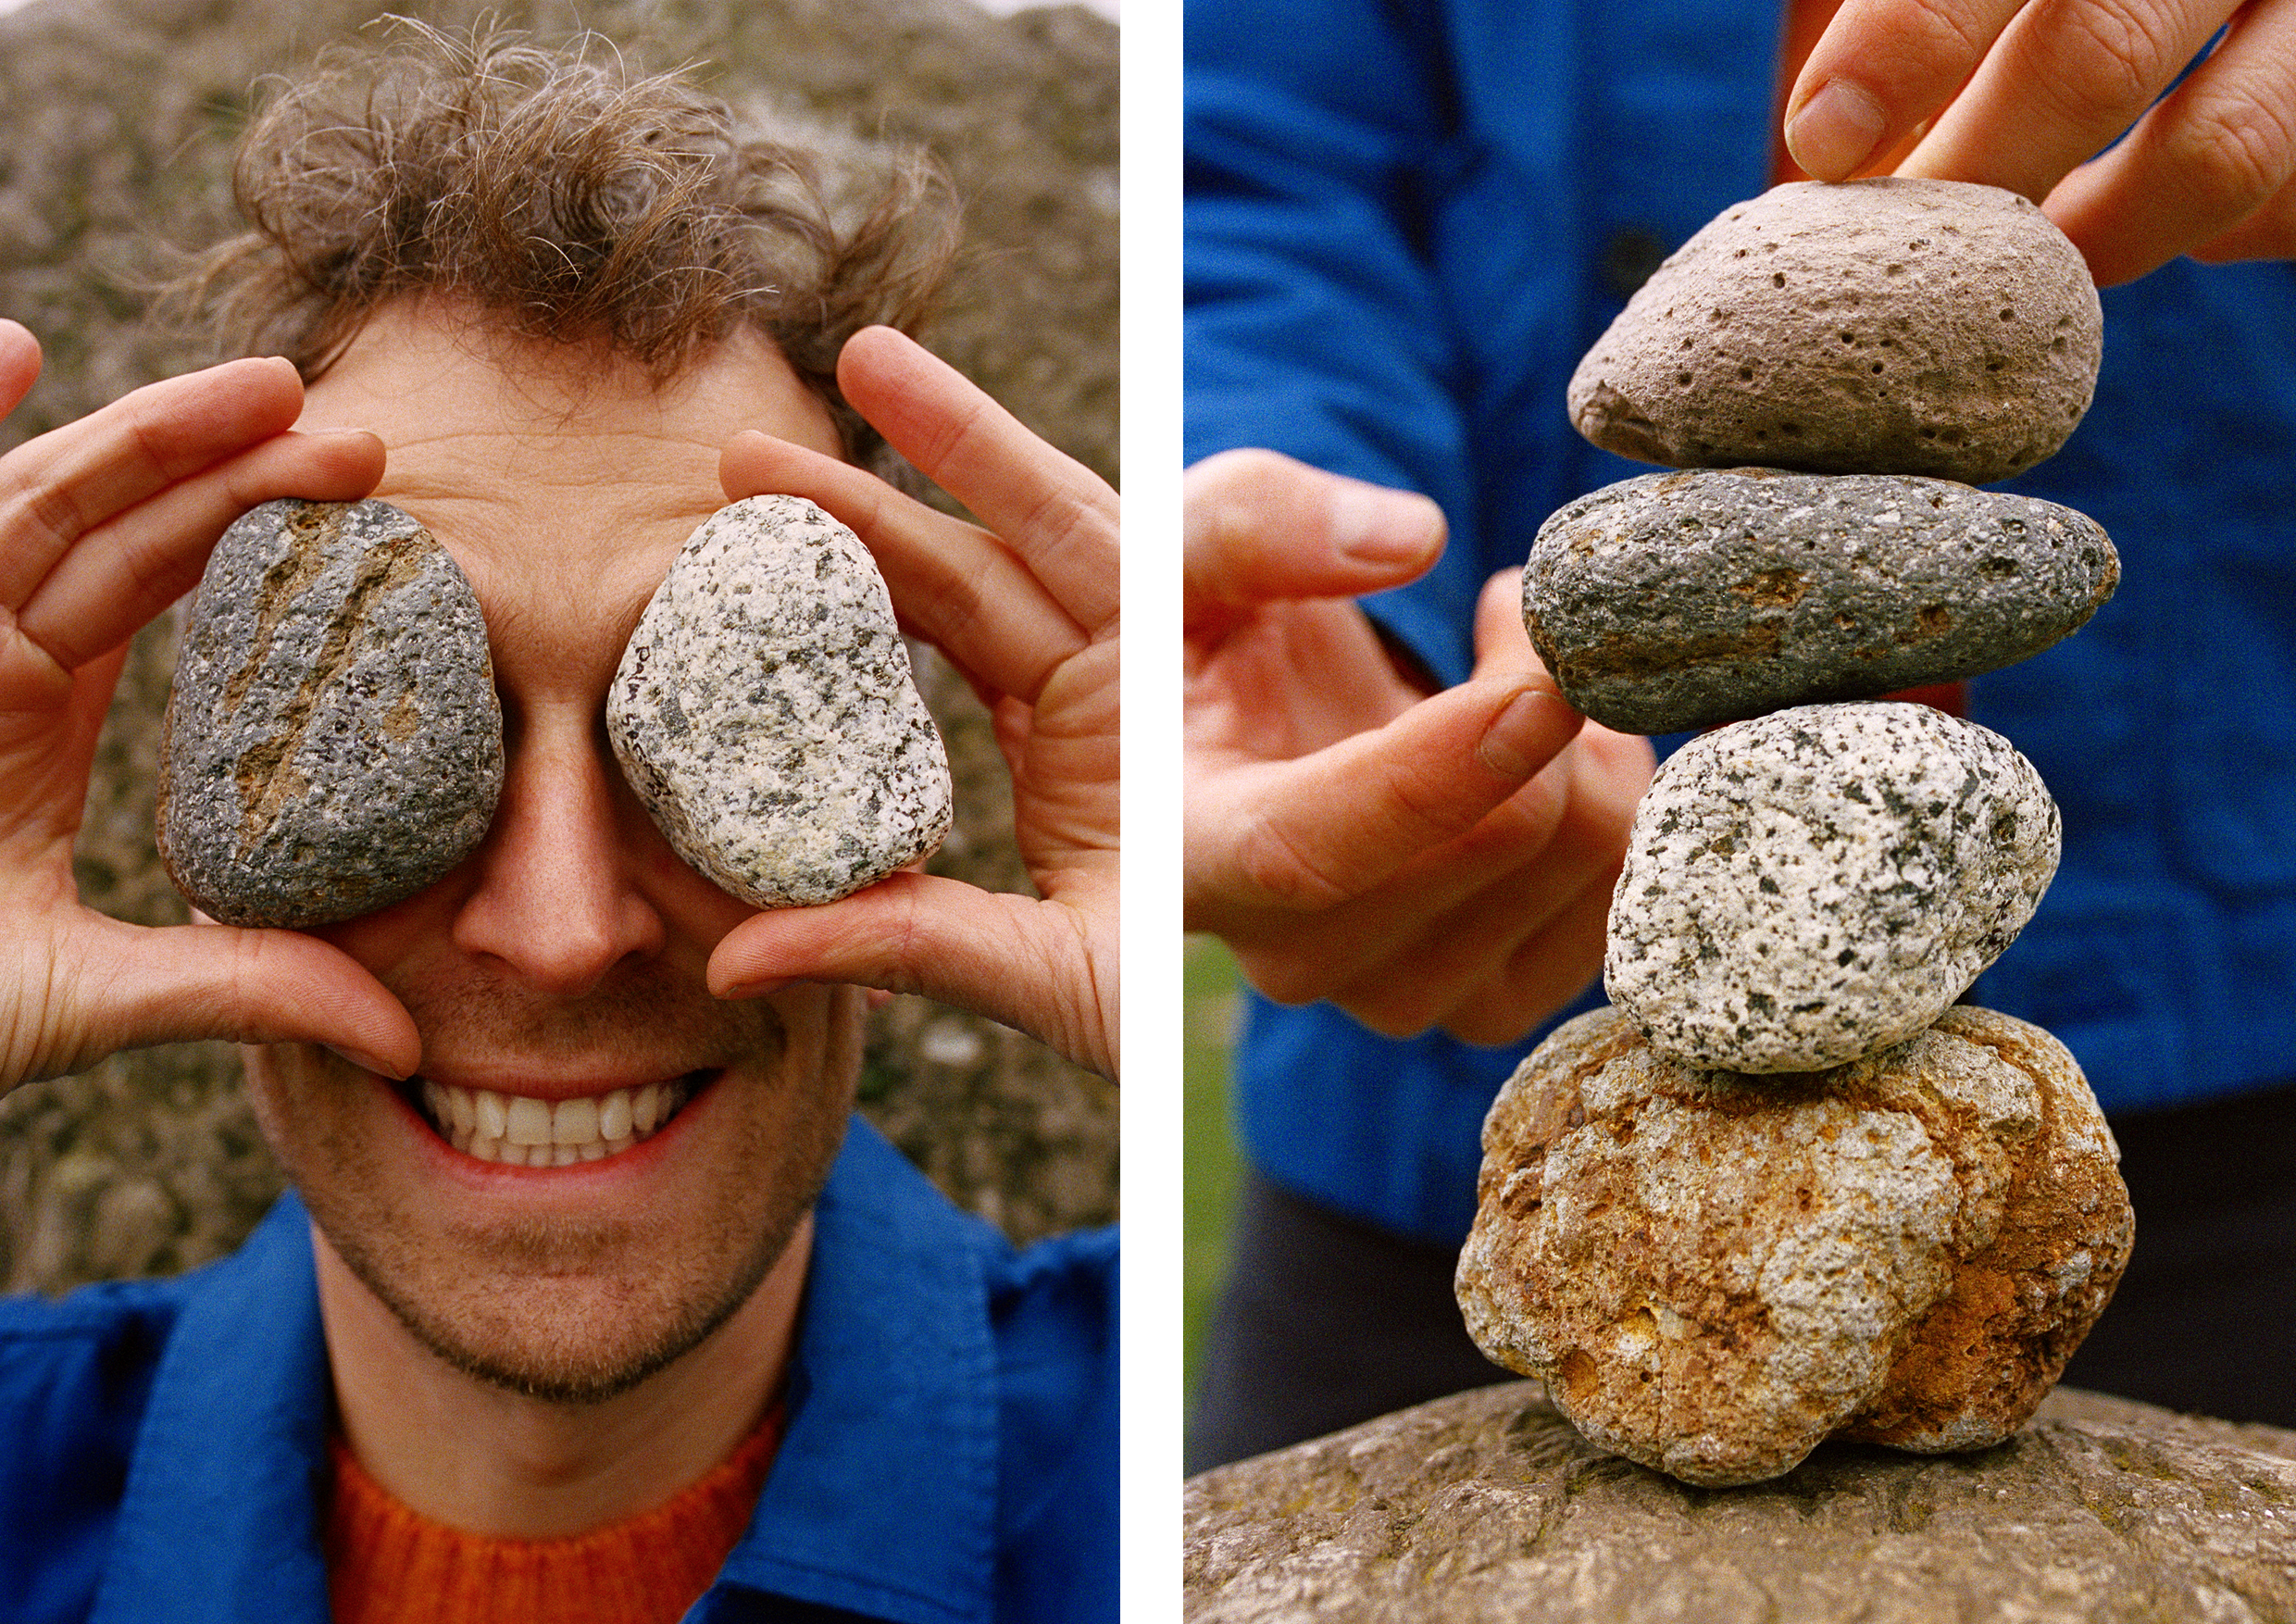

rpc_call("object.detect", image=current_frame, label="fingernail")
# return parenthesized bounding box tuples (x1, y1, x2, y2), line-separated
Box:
(1478, 686, 1565, 780)
(326, 1043, 406, 1081)
(1330, 481, 1441, 567)
(1786, 81, 1888, 181)
(718, 975, 795, 1000)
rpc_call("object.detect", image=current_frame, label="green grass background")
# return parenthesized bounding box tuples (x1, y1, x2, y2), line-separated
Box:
(1184, 936, 1244, 1402)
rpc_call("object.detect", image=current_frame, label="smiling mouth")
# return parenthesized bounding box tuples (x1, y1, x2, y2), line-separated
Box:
(404, 1072, 708, 1166)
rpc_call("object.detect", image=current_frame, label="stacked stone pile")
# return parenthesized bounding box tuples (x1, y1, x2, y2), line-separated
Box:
(1456, 178, 2137, 1487)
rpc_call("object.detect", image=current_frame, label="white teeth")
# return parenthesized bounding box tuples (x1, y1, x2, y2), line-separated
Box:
(553, 1097, 599, 1145)
(423, 1076, 691, 1167)
(505, 1097, 553, 1147)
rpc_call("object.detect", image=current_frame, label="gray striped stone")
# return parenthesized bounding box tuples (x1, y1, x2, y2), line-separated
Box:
(158, 498, 503, 927)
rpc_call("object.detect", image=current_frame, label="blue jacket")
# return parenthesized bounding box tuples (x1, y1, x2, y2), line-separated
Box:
(0, 1118, 1117, 1624)
(1188, 0, 2296, 1245)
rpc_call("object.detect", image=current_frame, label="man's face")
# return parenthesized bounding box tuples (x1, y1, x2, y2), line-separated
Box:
(243, 301, 863, 1404)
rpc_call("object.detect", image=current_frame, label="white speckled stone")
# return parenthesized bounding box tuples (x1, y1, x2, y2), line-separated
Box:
(1568, 178, 2102, 483)
(1606, 703, 2059, 1072)
(608, 495, 953, 907)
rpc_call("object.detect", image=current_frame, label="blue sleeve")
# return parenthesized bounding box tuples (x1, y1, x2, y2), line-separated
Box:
(1185, 0, 1491, 683)
(988, 1227, 1117, 1624)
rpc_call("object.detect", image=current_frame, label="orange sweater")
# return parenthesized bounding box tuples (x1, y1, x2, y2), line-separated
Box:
(325, 1405, 783, 1624)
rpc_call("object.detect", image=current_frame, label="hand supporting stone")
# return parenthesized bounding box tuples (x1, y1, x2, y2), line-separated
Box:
(708, 327, 1117, 1081)
(0, 321, 419, 1089)
(1183, 449, 1654, 1047)
(1783, 0, 2296, 284)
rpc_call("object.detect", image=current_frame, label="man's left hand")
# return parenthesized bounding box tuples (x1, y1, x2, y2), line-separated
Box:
(710, 328, 1117, 1081)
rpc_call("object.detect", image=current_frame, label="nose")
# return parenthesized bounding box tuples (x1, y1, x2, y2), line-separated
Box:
(449, 712, 666, 996)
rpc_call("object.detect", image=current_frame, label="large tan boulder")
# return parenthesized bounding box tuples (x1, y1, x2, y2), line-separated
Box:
(1455, 1006, 2132, 1485)
(1182, 1381, 2296, 1622)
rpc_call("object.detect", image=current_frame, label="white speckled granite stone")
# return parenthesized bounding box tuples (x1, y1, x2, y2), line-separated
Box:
(1568, 178, 2102, 482)
(157, 498, 503, 927)
(1606, 703, 2059, 1072)
(608, 494, 952, 907)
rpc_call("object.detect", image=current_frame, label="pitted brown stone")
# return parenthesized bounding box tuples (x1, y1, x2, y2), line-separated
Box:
(1567, 178, 2102, 483)
(1454, 1005, 2131, 1487)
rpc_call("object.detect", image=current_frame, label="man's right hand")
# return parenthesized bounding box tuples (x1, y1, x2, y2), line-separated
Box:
(1184, 450, 1654, 1048)
(0, 320, 418, 1089)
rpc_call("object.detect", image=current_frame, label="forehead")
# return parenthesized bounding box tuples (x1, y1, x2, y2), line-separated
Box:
(293, 302, 845, 631)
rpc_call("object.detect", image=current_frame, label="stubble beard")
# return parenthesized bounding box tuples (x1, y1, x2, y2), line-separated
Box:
(251, 970, 858, 1405)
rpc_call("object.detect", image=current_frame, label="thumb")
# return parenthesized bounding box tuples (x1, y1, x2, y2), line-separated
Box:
(70, 918, 420, 1080)
(708, 874, 1116, 1080)
(1185, 449, 1444, 624)
(1186, 672, 1584, 918)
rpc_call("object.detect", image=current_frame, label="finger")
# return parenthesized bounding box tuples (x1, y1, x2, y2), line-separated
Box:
(1785, 0, 2027, 181)
(0, 356, 307, 607)
(1441, 870, 1618, 1046)
(1898, 0, 2240, 204)
(53, 917, 419, 1082)
(1224, 723, 1652, 1007)
(837, 328, 1117, 634)
(2188, 165, 2296, 260)
(0, 322, 42, 419)
(2040, 0, 2296, 284)
(1186, 674, 1584, 918)
(707, 873, 1116, 1080)
(720, 429, 1084, 705)
(1183, 449, 1445, 628)
(18, 429, 384, 672)
(1468, 567, 1537, 678)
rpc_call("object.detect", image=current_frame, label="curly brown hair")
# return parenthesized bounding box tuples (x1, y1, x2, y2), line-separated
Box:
(172, 19, 961, 469)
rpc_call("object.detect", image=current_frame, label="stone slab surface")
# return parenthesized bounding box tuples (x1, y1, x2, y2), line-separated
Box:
(1183, 1381, 2296, 1623)
(158, 497, 503, 926)
(1455, 1005, 2131, 1486)
(608, 494, 953, 907)
(1607, 702, 2059, 1072)
(1524, 467, 2118, 734)
(1568, 178, 2102, 483)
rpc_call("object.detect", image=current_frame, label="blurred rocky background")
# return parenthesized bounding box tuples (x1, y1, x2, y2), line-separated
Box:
(0, 0, 1118, 1290)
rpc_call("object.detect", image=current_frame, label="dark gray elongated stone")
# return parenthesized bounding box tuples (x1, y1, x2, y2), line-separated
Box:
(1523, 468, 2118, 734)
(607, 494, 953, 908)
(1568, 178, 2102, 482)
(158, 498, 504, 927)
(1606, 702, 2059, 1073)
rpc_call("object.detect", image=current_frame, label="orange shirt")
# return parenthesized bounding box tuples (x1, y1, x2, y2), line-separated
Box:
(325, 1405, 782, 1624)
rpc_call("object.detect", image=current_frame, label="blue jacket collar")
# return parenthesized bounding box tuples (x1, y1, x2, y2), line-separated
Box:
(90, 1193, 335, 1624)
(82, 1117, 1001, 1624)
(704, 1118, 1000, 1624)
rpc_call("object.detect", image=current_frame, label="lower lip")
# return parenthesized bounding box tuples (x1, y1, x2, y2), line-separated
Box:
(381, 1071, 718, 1188)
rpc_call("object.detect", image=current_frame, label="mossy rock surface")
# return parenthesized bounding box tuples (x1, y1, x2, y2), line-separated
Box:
(1184, 1381, 2296, 1623)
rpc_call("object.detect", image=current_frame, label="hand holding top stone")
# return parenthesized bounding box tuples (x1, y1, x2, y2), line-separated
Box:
(708, 329, 1119, 1080)
(0, 323, 418, 1090)
(1785, 0, 2296, 284)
